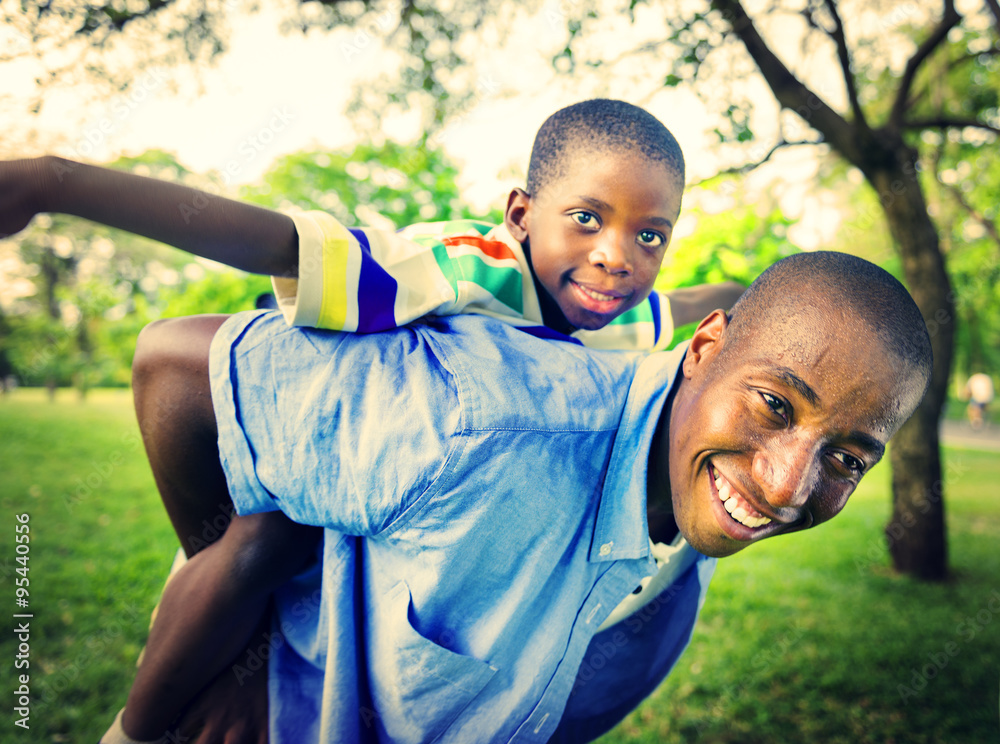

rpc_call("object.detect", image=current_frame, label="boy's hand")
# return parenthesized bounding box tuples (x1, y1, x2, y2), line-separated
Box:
(172, 626, 270, 744)
(0, 157, 48, 239)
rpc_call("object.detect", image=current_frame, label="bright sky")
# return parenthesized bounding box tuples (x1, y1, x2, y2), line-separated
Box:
(9, 0, 956, 245)
(10, 0, 788, 212)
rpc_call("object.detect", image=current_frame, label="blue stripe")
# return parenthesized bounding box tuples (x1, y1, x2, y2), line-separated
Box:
(515, 326, 583, 345)
(351, 229, 399, 333)
(648, 292, 662, 345)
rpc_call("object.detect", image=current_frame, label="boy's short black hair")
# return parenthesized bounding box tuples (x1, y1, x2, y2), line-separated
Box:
(727, 251, 933, 392)
(526, 99, 685, 197)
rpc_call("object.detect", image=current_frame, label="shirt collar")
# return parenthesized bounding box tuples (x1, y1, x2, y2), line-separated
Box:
(589, 345, 687, 563)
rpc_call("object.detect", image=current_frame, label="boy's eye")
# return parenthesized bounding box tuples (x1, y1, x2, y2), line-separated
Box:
(570, 211, 599, 228)
(830, 451, 866, 475)
(760, 392, 788, 422)
(637, 230, 665, 249)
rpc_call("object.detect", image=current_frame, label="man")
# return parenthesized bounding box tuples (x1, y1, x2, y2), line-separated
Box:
(125, 251, 931, 743)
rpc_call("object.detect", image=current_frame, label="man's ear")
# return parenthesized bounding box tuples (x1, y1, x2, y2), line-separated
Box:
(504, 188, 531, 243)
(682, 309, 729, 379)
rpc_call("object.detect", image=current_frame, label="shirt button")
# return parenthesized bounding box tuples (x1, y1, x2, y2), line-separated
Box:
(599, 542, 612, 556)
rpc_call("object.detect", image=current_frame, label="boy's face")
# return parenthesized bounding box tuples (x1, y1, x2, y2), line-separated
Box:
(504, 151, 682, 334)
(661, 308, 926, 558)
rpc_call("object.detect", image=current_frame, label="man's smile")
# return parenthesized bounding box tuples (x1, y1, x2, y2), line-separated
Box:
(712, 463, 771, 528)
(707, 462, 788, 541)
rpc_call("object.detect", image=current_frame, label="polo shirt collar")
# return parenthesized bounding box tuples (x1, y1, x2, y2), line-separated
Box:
(589, 345, 687, 563)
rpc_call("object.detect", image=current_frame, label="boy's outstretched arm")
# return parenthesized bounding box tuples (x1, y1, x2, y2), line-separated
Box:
(0, 156, 298, 277)
(663, 281, 745, 328)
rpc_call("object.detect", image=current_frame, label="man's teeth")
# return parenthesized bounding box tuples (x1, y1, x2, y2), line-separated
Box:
(714, 469, 771, 529)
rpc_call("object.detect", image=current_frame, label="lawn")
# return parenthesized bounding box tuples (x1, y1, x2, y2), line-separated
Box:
(0, 388, 997, 743)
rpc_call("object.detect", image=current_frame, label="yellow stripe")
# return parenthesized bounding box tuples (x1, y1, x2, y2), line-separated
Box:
(316, 218, 353, 330)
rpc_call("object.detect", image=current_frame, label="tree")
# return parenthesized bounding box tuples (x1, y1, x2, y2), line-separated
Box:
(239, 141, 502, 227)
(656, 176, 803, 345)
(696, 0, 965, 580)
(2, 0, 500, 133)
(8, 0, 998, 579)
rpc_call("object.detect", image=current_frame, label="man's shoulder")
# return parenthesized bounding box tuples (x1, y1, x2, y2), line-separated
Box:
(415, 315, 644, 432)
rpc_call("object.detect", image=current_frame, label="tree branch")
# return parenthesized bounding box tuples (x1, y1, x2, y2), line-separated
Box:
(905, 47, 1000, 108)
(74, 0, 174, 37)
(941, 180, 1000, 245)
(688, 138, 824, 187)
(889, 0, 961, 129)
(903, 117, 1000, 135)
(710, 0, 859, 162)
(821, 0, 866, 127)
(986, 0, 1000, 36)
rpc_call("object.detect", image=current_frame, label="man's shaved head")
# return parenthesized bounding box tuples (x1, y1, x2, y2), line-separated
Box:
(725, 251, 932, 394)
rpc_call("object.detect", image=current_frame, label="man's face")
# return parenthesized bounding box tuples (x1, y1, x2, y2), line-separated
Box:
(504, 151, 683, 333)
(664, 308, 925, 558)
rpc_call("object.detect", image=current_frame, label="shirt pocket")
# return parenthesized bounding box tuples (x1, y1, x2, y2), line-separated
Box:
(369, 580, 498, 743)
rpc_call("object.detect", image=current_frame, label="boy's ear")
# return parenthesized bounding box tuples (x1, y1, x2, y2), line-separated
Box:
(682, 310, 729, 379)
(504, 188, 531, 243)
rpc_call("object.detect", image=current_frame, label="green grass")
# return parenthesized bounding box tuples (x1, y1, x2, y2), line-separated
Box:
(0, 388, 176, 742)
(0, 389, 998, 743)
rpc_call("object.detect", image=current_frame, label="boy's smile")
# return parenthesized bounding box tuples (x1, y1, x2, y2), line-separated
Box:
(504, 151, 683, 334)
(653, 307, 927, 558)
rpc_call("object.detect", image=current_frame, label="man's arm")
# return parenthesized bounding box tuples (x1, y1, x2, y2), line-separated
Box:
(663, 281, 745, 328)
(0, 156, 298, 277)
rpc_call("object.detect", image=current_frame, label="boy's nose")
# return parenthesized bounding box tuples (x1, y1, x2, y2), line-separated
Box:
(751, 439, 817, 511)
(589, 234, 632, 275)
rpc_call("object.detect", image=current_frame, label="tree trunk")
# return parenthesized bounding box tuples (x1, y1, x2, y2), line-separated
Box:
(715, 0, 954, 580)
(861, 135, 953, 581)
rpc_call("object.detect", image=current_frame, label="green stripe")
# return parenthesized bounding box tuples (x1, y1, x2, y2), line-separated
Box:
(439, 220, 494, 236)
(408, 220, 494, 238)
(431, 242, 460, 297)
(431, 243, 523, 314)
(454, 254, 524, 314)
(609, 301, 652, 326)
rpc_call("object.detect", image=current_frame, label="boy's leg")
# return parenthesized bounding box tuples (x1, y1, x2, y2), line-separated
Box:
(121, 510, 319, 740)
(123, 315, 321, 739)
(132, 315, 235, 556)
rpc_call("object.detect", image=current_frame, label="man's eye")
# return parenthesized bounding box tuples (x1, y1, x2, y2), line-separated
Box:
(831, 451, 865, 474)
(760, 392, 788, 421)
(637, 230, 665, 249)
(571, 211, 598, 228)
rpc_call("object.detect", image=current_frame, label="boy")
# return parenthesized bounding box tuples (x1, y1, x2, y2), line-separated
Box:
(1, 100, 743, 741)
(140, 252, 932, 742)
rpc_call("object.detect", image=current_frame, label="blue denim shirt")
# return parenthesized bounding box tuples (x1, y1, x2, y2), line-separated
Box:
(210, 311, 715, 743)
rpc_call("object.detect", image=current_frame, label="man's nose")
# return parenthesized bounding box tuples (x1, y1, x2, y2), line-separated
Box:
(751, 439, 817, 510)
(589, 233, 632, 275)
